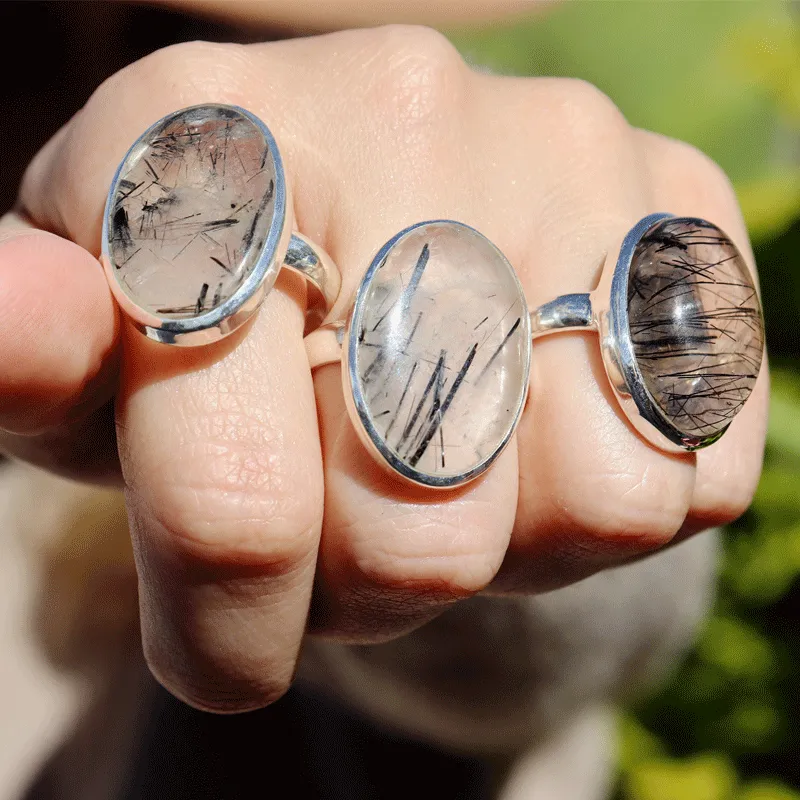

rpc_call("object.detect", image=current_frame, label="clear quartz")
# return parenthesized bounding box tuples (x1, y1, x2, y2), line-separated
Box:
(353, 222, 530, 482)
(627, 217, 764, 441)
(106, 106, 277, 318)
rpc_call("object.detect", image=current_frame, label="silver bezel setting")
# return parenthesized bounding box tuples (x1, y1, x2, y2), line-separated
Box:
(593, 212, 741, 451)
(342, 220, 532, 489)
(100, 104, 290, 346)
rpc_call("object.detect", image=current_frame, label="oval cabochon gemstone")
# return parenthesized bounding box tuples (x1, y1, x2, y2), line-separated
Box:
(627, 217, 764, 442)
(106, 106, 278, 319)
(352, 222, 530, 483)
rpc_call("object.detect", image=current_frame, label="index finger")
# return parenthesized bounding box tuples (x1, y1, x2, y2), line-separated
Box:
(21, 42, 326, 711)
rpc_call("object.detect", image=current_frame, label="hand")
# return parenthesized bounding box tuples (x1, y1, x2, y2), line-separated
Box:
(1, 27, 768, 711)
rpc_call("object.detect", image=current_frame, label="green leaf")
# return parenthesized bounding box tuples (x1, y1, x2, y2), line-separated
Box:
(736, 170, 800, 243)
(722, 519, 800, 604)
(617, 714, 666, 772)
(625, 754, 738, 800)
(766, 370, 800, 461)
(738, 781, 800, 800)
(707, 703, 783, 752)
(697, 617, 776, 680)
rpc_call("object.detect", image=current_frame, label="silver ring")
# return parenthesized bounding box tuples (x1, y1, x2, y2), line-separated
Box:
(101, 104, 340, 345)
(308, 214, 765, 486)
(306, 220, 532, 489)
(530, 213, 765, 451)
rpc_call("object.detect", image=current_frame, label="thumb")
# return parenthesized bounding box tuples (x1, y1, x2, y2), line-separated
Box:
(0, 212, 120, 481)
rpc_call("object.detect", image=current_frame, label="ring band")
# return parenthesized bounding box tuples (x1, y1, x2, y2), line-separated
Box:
(306, 219, 532, 489)
(284, 232, 341, 334)
(101, 104, 340, 345)
(530, 213, 765, 451)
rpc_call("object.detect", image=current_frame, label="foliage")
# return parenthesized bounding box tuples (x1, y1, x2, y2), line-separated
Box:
(450, 1, 800, 797)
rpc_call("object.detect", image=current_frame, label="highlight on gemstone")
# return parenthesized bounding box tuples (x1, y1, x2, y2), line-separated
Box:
(627, 217, 764, 442)
(351, 221, 530, 484)
(106, 105, 278, 319)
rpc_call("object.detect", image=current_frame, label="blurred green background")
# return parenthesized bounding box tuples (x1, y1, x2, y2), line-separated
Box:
(451, 2, 800, 799)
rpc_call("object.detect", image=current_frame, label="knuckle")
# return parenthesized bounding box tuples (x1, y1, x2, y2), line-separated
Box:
(652, 134, 726, 182)
(694, 464, 760, 526)
(355, 546, 494, 600)
(542, 77, 631, 147)
(554, 461, 689, 554)
(509, 78, 637, 232)
(93, 40, 248, 108)
(337, 503, 504, 598)
(708, 492, 753, 526)
(365, 25, 467, 130)
(138, 432, 322, 573)
(640, 131, 741, 217)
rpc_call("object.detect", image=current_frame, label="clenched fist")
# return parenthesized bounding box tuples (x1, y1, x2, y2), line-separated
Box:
(0, 26, 767, 712)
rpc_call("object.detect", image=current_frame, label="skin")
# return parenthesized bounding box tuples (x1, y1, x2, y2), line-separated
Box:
(0, 28, 768, 712)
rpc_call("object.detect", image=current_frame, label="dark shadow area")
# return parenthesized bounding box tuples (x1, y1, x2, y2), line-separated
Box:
(122, 679, 493, 800)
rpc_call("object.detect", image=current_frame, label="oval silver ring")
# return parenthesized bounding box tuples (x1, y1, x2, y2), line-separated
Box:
(306, 220, 532, 489)
(101, 103, 340, 345)
(530, 213, 765, 451)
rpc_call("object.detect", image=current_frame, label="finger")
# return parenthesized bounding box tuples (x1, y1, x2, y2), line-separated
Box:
(21, 41, 326, 711)
(480, 78, 698, 593)
(312, 367, 518, 642)
(0, 212, 120, 481)
(636, 130, 769, 529)
(291, 28, 520, 641)
(120, 276, 323, 712)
